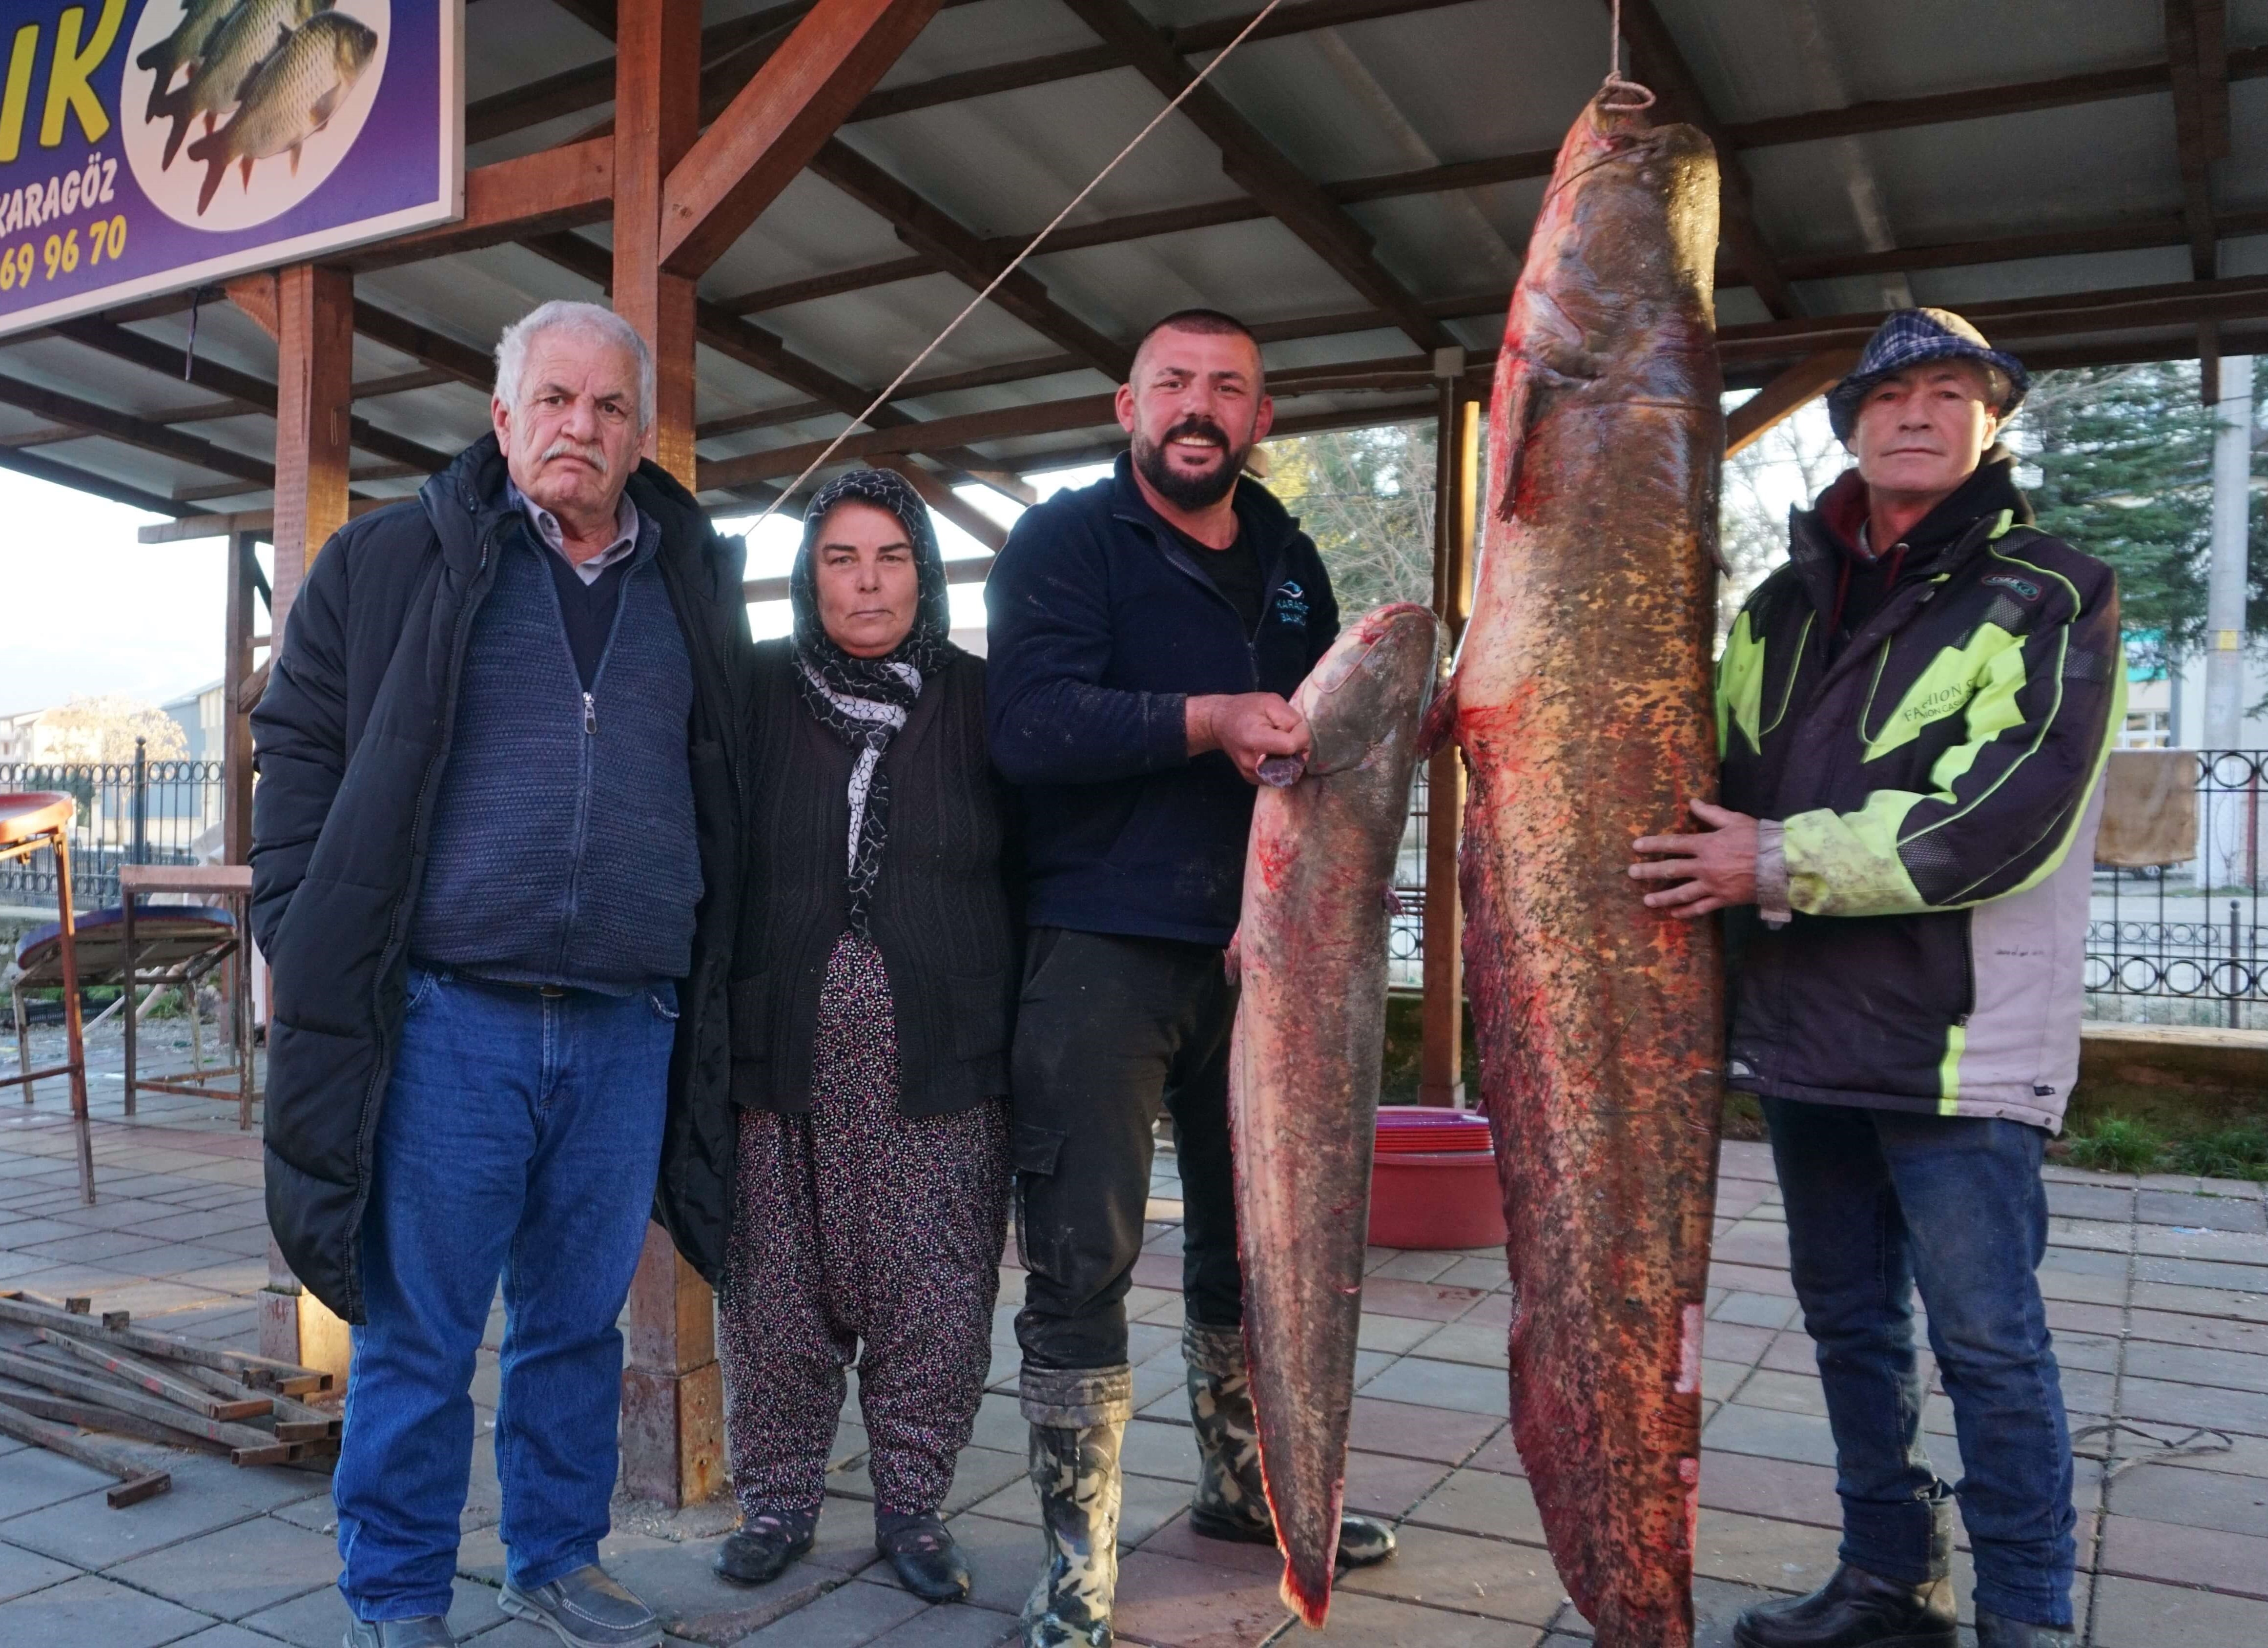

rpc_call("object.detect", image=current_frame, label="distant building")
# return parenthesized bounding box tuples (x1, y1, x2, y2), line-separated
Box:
(0, 707, 47, 762)
(160, 681, 226, 762)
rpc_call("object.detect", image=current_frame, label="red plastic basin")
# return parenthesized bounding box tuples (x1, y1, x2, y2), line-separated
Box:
(1368, 1106, 1507, 1251)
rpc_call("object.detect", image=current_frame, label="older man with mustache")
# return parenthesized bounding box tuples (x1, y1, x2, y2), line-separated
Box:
(251, 301, 750, 1648)
(986, 309, 1397, 1648)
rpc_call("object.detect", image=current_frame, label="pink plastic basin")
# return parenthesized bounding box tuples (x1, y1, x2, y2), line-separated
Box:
(1368, 1107, 1508, 1251)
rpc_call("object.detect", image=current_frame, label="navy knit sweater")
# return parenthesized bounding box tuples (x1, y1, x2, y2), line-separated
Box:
(411, 511, 701, 991)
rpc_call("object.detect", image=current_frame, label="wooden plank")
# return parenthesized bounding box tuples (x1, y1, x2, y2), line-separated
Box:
(352, 304, 494, 393)
(0, 1348, 292, 1463)
(1725, 350, 1860, 456)
(659, 0, 943, 277)
(0, 446, 185, 515)
(137, 499, 392, 544)
(0, 1294, 330, 1392)
(0, 1375, 223, 1451)
(37, 1330, 272, 1422)
(175, 1362, 336, 1442)
(270, 266, 355, 634)
(0, 1402, 171, 1507)
(346, 138, 616, 271)
(2164, 0, 2225, 280)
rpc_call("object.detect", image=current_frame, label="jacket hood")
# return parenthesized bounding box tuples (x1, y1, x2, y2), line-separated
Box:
(1798, 443, 2032, 568)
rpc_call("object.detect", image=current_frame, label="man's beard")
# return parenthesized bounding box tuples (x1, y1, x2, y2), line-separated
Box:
(1133, 415, 1249, 510)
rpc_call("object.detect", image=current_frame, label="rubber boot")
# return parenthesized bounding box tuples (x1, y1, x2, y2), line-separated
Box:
(1973, 1609, 2074, 1648)
(1020, 1366, 1132, 1648)
(1181, 1320, 1396, 1567)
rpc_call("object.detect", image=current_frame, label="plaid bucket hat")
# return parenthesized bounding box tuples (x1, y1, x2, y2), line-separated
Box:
(1826, 307, 2029, 440)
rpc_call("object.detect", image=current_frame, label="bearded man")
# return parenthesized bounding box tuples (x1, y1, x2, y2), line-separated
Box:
(987, 309, 1395, 1648)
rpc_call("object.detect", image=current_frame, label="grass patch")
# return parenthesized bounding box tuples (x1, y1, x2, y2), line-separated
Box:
(2063, 1116, 2167, 1174)
(2169, 1124, 2268, 1182)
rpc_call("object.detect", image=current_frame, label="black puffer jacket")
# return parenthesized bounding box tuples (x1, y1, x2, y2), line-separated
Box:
(249, 436, 751, 1319)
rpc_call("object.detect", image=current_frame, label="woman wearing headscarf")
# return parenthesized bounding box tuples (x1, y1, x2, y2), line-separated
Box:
(713, 468, 1016, 1603)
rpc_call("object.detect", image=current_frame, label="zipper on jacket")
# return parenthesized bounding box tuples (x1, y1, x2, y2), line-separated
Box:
(583, 691, 597, 735)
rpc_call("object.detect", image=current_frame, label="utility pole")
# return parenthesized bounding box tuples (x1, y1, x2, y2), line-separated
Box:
(2204, 354, 2254, 752)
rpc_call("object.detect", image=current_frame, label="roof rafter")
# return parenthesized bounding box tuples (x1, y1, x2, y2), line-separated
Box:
(807, 139, 1134, 378)
(2164, 0, 2229, 281)
(1057, 0, 1448, 352)
(0, 374, 273, 486)
(1608, 0, 1798, 318)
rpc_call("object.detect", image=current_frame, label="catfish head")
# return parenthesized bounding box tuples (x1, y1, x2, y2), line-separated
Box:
(1491, 90, 1721, 522)
(1261, 602, 1444, 786)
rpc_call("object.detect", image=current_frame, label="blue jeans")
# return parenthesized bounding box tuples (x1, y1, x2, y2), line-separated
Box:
(1762, 1097, 2075, 1629)
(334, 968, 676, 1622)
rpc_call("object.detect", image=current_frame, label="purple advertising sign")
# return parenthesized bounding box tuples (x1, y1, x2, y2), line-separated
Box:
(0, 0, 461, 335)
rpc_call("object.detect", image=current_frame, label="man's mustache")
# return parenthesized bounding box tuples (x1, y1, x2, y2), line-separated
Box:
(539, 438, 609, 468)
(1158, 416, 1231, 453)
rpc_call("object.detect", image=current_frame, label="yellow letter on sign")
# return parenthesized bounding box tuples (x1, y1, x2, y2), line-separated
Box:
(0, 25, 37, 164)
(41, 0, 126, 149)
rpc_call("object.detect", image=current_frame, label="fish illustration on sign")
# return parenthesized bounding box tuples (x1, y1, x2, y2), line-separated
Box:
(155, 0, 336, 170)
(134, 0, 241, 126)
(184, 12, 381, 214)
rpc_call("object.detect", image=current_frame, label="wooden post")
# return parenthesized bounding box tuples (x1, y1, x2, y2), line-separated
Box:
(270, 266, 354, 634)
(255, 266, 352, 1379)
(614, 0, 721, 1509)
(222, 531, 258, 869)
(1420, 383, 1478, 1108)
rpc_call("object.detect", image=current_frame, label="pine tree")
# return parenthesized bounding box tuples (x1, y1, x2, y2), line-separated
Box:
(2023, 362, 2222, 675)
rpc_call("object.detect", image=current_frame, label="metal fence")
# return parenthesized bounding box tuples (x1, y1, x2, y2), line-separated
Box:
(0, 752, 227, 917)
(1388, 748, 2268, 1027)
(2087, 749, 2268, 1029)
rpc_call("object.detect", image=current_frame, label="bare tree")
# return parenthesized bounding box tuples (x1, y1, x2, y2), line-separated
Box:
(36, 696, 188, 763)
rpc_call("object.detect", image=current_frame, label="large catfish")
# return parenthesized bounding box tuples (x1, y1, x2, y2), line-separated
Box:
(1230, 602, 1443, 1627)
(1449, 89, 1726, 1646)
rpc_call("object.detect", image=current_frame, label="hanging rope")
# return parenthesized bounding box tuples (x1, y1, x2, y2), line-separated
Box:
(742, 0, 1290, 530)
(1599, 0, 1656, 111)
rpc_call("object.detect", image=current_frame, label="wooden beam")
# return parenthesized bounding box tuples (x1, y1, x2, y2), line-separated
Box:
(659, 0, 941, 277)
(851, 0, 1482, 122)
(1610, 0, 1799, 319)
(53, 316, 456, 474)
(1419, 384, 1474, 1108)
(352, 304, 495, 391)
(1057, 0, 1449, 352)
(616, 0, 703, 483)
(344, 138, 615, 272)
(0, 374, 272, 485)
(2164, 1, 2226, 280)
(223, 529, 257, 863)
(138, 500, 391, 543)
(701, 391, 1119, 488)
(1715, 274, 2268, 361)
(1725, 350, 1859, 456)
(807, 139, 1132, 377)
(270, 267, 355, 631)
(547, 0, 617, 38)
(874, 456, 1007, 550)
(0, 445, 184, 514)
(352, 369, 456, 401)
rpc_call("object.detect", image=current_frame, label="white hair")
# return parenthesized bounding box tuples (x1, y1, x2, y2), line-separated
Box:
(493, 301, 655, 431)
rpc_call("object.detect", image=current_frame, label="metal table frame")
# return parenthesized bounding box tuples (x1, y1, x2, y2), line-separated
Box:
(117, 865, 258, 1131)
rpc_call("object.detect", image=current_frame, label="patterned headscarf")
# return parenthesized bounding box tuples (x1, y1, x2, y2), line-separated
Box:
(790, 467, 952, 935)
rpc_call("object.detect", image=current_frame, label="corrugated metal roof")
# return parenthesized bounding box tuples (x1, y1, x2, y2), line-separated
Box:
(4, 0, 2264, 527)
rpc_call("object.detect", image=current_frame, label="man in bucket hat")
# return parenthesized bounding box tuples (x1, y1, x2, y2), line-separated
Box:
(1627, 308, 2124, 1648)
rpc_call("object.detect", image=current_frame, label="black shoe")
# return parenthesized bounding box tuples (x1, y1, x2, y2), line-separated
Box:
(1185, 1503, 1399, 1568)
(1975, 1609, 2073, 1648)
(712, 1510, 816, 1588)
(878, 1511, 971, 1603)
(344, 1621, 455, 1648)
(1732, 1563, 1957, 1648)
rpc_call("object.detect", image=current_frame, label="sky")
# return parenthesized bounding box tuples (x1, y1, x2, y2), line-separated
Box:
(0, 459, 1114, 720)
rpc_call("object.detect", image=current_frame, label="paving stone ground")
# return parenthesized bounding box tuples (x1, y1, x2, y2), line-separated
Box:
(0, 1027, 2265, 1646)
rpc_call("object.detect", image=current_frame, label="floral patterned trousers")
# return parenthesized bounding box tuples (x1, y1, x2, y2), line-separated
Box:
(719, 933, 1012, 1519)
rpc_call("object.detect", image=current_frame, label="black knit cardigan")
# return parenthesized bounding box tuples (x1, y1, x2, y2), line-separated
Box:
(732, 636, 1019, 1117)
